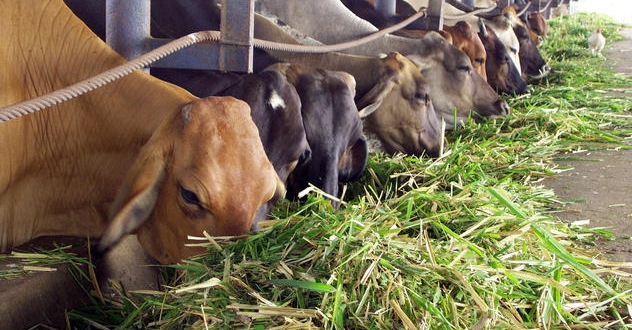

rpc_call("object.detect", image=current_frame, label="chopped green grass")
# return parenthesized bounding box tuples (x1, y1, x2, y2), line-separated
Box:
(59, 12, 632, 329)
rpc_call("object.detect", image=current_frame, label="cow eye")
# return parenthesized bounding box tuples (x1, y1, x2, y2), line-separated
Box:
(179, 184, 201, 207)
(474, 58, 484, 65)
(510, 47, 518, 55)
(457, 65, 471, 74)
(415, 92, 429, 105)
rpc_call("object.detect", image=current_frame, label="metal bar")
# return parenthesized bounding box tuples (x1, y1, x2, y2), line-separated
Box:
(148, 39, 220, 70)
(106, 0, 150, 61)
(426, 0, 444, 31)
(105, 0, 253, 72)
(375, 0, 396, 19)
(497, 0, 513, 8)
(220, 0, 254, 72)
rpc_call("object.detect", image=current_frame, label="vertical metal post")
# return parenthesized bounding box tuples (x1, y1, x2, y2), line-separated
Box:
(497, 0, 513, 9)
(427, 0, 444, 31)
(106, 0, 150, 61)
(220, 0, 254, 73)
(375, 0, 396, 20)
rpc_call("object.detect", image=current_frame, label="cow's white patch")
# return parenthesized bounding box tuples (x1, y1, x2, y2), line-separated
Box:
(268, 90, 286, 111)
(181, 103, 193, 123)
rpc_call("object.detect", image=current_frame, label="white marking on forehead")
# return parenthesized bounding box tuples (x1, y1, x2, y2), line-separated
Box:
(268, 89, 286, 111)
(181, 103, 193, 123)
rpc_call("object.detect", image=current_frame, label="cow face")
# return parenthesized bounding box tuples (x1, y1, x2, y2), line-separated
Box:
(478, 23, 529, 96)
(358, 52, 442, 157)
(445, 21, 488, 82)
(276, 64, 368, 204)
(526, 11, 548, 37)
(513, 24, 550, 79)
(151, 69, 309, 231)
(487, 15, 522, 75)
(99, 97, 284, 264)
(409, 32, 510, 127)
(218, 71, 309, 230)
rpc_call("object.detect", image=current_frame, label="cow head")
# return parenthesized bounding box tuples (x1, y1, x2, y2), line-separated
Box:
(98, 96, 285, 264)
(218, 71, 310, 230)
(358, 52, 442, 157)
(408, 32, 510, 127)
(444, 21, 488, 82)
(503, 6, 551, 79)
(478, 20, 530, 95)
(487, 12, 522, 75)
(525, 11, 548, 37)
(512, 23, 551, 79)
(271, 63, 367, 206)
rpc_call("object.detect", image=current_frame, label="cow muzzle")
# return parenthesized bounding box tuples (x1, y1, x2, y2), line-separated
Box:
(530, 64, 551, 79)
(497, 100, 511, 116)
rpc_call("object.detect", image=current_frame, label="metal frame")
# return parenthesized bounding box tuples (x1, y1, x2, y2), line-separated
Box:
(105, 0, 533, 73)
(105, 0, 253, 73)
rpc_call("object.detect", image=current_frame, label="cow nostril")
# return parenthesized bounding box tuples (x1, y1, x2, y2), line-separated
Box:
(298, 148, 312, 167)
(542, 64, 551, 74)
(498, 100, 511, 115)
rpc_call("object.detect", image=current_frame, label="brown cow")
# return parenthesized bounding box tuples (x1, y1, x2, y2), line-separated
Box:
(0, 0, 284, 264)
(151, 68, 310, 230)
(525, 10, 549, 37)
(443, 21, 489, 82)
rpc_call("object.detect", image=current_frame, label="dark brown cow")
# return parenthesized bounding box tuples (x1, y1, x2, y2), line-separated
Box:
(478, 21, 530, 95)
(267, 63, 368, 206)
(502, 6, 551, 79)
(512, 21, 551, 79)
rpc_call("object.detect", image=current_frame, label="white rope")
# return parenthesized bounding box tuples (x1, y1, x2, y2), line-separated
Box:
(0, 31, 219, 123)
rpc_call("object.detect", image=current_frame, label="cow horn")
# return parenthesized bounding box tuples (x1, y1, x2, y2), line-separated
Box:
(478, 18, 488, 37)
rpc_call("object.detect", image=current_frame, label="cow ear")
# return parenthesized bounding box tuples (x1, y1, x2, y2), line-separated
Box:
(98, 150, 167, 253)
(357, 101, 382, 118)
(356, 77, 394, 114)
(405, 54, 433, 71)
(339, 136, 368, 183)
